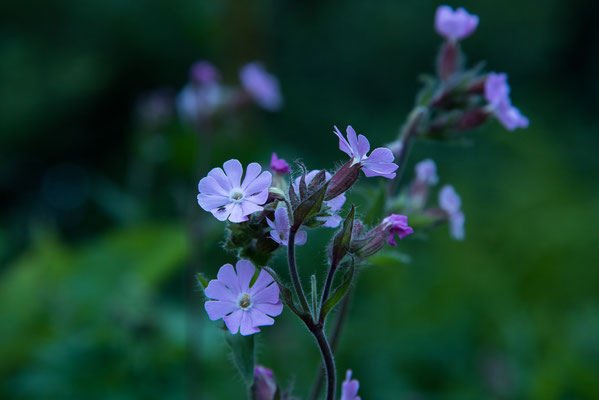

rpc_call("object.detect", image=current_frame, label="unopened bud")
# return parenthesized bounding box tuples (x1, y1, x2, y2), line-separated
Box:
(253, 366, 277, 400)
(438, 40, 461, 81)
(457, 107, 489, 131)
(325, 161, 360, 201)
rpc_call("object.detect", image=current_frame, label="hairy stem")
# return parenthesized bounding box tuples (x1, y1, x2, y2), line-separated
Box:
(287, 228, 312, 314)
(311, 325, 337, 400)
(319, 263, 338, 319)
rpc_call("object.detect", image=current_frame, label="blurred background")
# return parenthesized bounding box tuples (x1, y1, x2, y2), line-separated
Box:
(1, 0, 599, 399)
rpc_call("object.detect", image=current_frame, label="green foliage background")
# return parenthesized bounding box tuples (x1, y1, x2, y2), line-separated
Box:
(1, 0, 598, 399)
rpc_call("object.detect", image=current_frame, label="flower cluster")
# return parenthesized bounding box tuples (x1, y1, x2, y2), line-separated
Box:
(177, 60, 283, 127)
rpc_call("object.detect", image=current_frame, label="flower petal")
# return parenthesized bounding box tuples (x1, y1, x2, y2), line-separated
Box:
(334, 126, 353, 157)
(365, 147, 395, 163)
(241, 201, 263, 216)
(249, 269, 275, 295)
(210, 202, 234, 221)
(274, 207, 289, 234)
(235, 260, 255, 292)
(217, 263, 241, 294)
(241, 162, 263, 190)
(223, 309, 243, 334)
(319, 215, 342, 228)
(253, 301, 283, 317)
(357, 134, 370, 158)
(253, 282, 280, 305)
(248, 308, 275, 326)
(205, 279, 236, 302)
(223, 159, 243, 187)
(198, 175, 229, 197)
(207, 167, 233, 192)
(228, 203, 249, 223)
(295, 230, 307, 245)
(204, 300, 237, 320)
(239, 311, 262, 336)
(325, 193, 346, 213)
(244, 171, 272, 204)
(197, 193, 230, 211)
(346, 126, 360, 156)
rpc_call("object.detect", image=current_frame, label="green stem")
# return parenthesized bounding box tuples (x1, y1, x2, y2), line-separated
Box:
(287, 228, 312, 315)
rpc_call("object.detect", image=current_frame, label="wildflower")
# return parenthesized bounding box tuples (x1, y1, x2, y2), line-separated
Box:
(341, 370, 361, 400)
(351, 214, 413, 257)
(294, 170, 347, 228)
(334, 125, 399, 179)
(253, 366, 278, 400)
(484, 72, 529, 131)
(435, 5, 479, 42)
(270, 153, 290, 174)
(266, 207, 307, 246)
(197, 159, 272, 223)
(384, 214, 415, 246)
(240, 62, 282, 111)
(204, 260, 283, 335)
(190, 61, 221, 86)
(415, 159, 439, 185)
(439, 185, 465, 240)
(176, 83, 225, 125)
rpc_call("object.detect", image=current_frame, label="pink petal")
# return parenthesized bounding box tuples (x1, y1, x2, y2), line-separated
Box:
(228, 203, 248, 223)
(325, 193, 346, 213)
(364, 147, 395, 163)
(204, 300, 237, 320)
(197, 193, 230, 211)
(247, 308, 275, 326)
(357, 134, 370, 158)
(241, 162, 262, 190)
(207, 167, 233, 192)
(244, 171, 272, 202)
(253, 282, 280, 304)
(295, 230, 307, 245)
(253, 301, 283, 317)
(205, 279, 236, 302)
(223, 159, 243, 187)
(239, 311, 261, 336)
(210, 203, 233, 221)
(223, 309, 243, 334)
(241, 201, 263, 216)
(345, 126, 360, 156)
(334, 126, 353, 157)
(249, 269, 275, 295)
(217, 263, 241, 294)
(235, 260, 255, 292)
(198, 176, 229, 197)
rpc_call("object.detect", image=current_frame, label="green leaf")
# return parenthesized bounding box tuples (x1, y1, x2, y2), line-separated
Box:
(320, 260, 354, 319)
(330, 206, 355, 267)
(195, 272, 209, 290)
(292, 180, 329, 230)
(262, 267, 305, 319)
(224, 332, 255, 387)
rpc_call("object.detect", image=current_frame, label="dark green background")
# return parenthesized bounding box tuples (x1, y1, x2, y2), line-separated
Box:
(1, 0, 598, 399)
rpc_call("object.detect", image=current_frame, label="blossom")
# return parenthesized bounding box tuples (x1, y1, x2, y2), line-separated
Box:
(341, 370, 361, 400)
(270, 153, 290, 174)
(439, 185, 465, 240)
(240, 62, 282, 111)
(435, 5, 479, 41)
(266, 207, 307, 246)
(253, 366, 277, 400)
(204, 260, 283, 336)
(197, 159, 272, 223)
(415, 159, 439, 185)
(484, 72, 529, 131)
(293, 170, 347, 228)
(334, 125, 399, 179)
(177, 83, 225, 125)
(190, 61, 221, 85)
(383, 214, 415, 246)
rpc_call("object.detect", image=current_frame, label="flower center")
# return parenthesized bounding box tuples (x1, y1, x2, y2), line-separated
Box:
(238, 293, 252, 309)
(229, 189, 245, 203)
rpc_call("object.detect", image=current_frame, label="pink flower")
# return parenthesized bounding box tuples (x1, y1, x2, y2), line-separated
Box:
(266, 207, 307, 246)
(270, 153, 290, 174)
(240, 62, 282, 111)
(204, 260, 283, 336)
(197, 159, 272, 223)
(383, 214, 415, 246)
(435, 5, 479, 41)
(484, 72, 529, 131)
(190, 61, 221, 85)
(415, 159, 439, 185)
(334, 125, 399, 179)
(341, 370, 361, 400)
(439, 185, 465, 240)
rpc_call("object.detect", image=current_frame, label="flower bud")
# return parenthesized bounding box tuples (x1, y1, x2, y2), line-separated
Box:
(350, 214, 414, 258)
(325, 161, 360, 201)
(457, 107, 489, 131)
(253, 366, 277, 400)
(438, 40, 461, 81)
